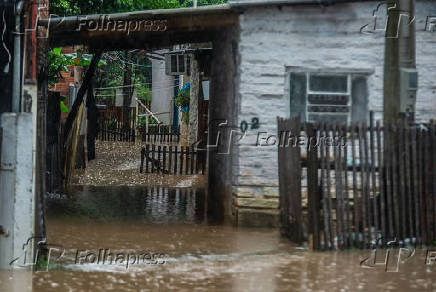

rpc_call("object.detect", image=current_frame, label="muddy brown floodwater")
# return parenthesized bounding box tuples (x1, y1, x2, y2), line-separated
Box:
(1, 186, 435, 291)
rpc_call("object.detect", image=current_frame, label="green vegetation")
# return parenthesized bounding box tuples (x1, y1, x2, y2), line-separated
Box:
(50, 0, 180, 16)
(48, 47, 106, 87)
(135, 76, 152, 104)
(175, 88, 190, 108)
(50, 0, 227, 16)
(175, 88, 190, 125)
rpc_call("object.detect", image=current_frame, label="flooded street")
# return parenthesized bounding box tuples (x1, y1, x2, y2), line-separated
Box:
(1, 186, 435, 291)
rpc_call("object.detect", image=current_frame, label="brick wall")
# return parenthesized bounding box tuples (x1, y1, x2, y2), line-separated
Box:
(53, 47, 78, 99)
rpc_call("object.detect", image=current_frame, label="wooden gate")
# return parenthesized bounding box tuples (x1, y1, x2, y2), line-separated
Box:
(278, 115, 435, 250)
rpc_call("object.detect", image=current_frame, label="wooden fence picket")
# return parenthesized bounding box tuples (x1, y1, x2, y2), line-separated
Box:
(277, 116, 436, 250)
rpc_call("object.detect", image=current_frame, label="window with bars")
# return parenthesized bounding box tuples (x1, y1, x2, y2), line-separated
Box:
(165, 53, 190, 75)
(289, 71, 369, 124)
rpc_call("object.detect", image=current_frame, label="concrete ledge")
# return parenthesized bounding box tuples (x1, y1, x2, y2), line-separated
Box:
(232, 185, 279, 198)
(236, 209, 279, 228)
(233, 196, 278, 209)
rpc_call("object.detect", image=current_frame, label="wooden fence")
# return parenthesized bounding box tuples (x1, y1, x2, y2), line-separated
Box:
(97, 122, 181, 144)
(98, 120, 136, 142)
(138, 125, 180, 144)
(140, 145, 206, 175)
(98, 106, 136, 129)
(278, 116, 435, 250)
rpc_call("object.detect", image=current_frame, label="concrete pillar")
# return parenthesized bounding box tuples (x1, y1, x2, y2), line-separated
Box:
(0, 113, 35, 269)
(188, 56, 200, 145)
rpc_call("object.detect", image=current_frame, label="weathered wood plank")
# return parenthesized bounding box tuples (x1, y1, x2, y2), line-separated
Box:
(391, 124, 400, 240)
(411, 127, 420, 243)
(398, 121, 407, 240)
(351, 123, 359, 247)
(334, 124, 344, 248)
(306, 122, 320, 250)
(424, 127, 432, 244)
(376, 121, 386, 243)
(140, 147, 145, 173)
(288, 117, 303, 243)
(343, 124, 351, 248)
(404, 122, 413, 240)
(163, 146, 167, 173)
(326, 124, 334, 249)
(320, 122, 330, 250)
(358, 123, 368, 248)
(369, 112, 379, 236)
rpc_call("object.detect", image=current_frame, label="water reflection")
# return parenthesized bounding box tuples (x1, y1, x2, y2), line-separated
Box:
(1, 186, 434, 291)
(46, 186, 205, 223)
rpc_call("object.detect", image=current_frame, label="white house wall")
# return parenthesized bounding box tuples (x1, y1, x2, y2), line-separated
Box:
(151, 51, 174, 125)
(232, 1, 436, 209)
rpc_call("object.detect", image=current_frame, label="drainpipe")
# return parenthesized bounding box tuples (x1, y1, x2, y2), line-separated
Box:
(12, 0, 24, 113)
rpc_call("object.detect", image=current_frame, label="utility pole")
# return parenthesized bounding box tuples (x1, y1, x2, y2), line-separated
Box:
(383, 0, 417, 124)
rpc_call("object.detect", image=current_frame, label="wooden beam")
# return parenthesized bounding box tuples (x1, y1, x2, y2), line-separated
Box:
(63, 51, 102, 143)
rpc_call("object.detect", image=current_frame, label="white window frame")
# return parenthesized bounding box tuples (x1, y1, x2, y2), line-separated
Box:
(305, 72, 352, 124)
(285, 67, 374, 124)
(165, 53, 189, 75)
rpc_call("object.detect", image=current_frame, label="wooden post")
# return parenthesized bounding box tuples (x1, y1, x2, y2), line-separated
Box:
(169, 146, 173, 174)
(306, 123, 320, 250)
(342, 124, 351, 248)
(140, 148, 145, 173)
(334, 124, 344, 248)
(151, 144, 155, 173)
(351, 123, 359, 247)
(174, 145, 178, 174)
(179, 146, 184, 175)
(163, 146, 167, 173)
(369, 112, 379, 236)
(398, 121, 407, 240)
(64, 51, 102, 143)
(358, 123, 368, 248)
(376, 120, 387, 242)
(320, 122, 329, 249)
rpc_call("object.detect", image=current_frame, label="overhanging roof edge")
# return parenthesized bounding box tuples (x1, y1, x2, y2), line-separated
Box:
(38, 0, 382, 27)
(38, 4, 234, 27)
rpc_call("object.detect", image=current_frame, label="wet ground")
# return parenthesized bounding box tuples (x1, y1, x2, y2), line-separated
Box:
(1, 186, 435, 291)
(71, 141, 207, 188)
